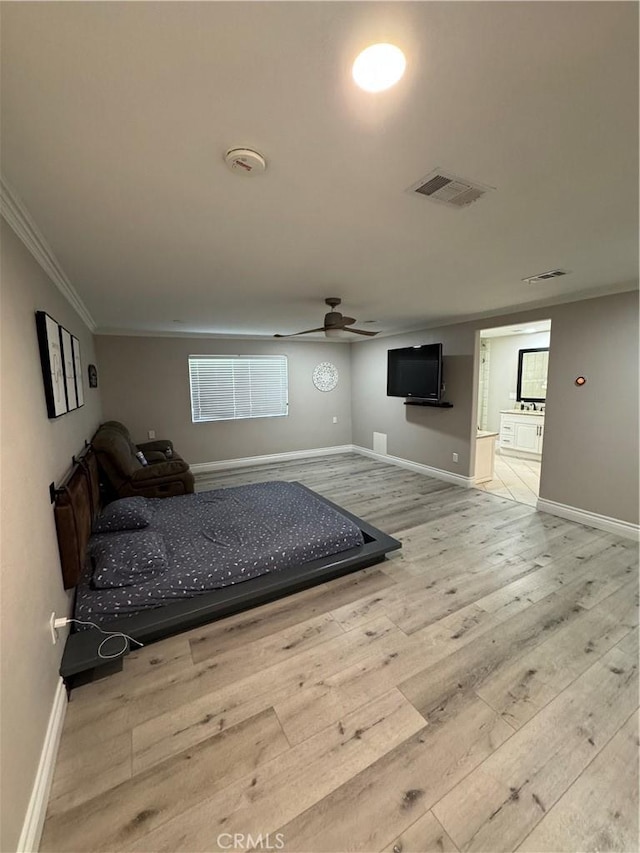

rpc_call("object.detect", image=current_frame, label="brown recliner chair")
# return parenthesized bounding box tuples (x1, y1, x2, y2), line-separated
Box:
(92, 421, 195, 500)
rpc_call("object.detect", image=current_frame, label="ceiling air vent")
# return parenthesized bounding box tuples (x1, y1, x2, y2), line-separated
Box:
(522, 269, 570, 284)
(409, 169, 494, 208)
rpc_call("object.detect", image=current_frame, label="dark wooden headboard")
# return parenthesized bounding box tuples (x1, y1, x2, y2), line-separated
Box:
(54, 447, 101, 589)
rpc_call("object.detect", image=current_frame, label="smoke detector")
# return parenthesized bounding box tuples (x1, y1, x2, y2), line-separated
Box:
(522, 269, 570, 284)
(408, 168, 494, 208)
(225, 148, 267, 176)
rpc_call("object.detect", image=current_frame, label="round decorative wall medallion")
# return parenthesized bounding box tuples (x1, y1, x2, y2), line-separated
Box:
(312, 362, 339, 392)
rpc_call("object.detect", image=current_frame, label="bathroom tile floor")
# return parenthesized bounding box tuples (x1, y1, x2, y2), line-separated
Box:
(475, 452, 541, 506)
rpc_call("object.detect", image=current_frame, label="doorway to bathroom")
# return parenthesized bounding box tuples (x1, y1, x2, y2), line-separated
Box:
(473, 320, 551, 506)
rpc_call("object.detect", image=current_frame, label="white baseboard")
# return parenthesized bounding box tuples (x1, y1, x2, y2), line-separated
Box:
(352, 445, 474, 488)
(191, 445, 354, 475)
(191, 443, 474, 489)
(17, 678, 67, 853)
(537, 498, 640, 541)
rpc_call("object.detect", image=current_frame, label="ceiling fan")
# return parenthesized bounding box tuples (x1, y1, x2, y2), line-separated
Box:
(274, 298, 379, 338)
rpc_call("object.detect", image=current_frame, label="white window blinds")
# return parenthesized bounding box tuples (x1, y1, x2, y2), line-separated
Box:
(189, 355, 289, 423)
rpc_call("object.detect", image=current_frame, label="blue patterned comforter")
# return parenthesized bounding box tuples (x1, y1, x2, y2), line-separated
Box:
(75, 481, 364, 622)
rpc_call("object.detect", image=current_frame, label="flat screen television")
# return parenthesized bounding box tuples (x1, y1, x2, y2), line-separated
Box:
(387, 343, 443, 400)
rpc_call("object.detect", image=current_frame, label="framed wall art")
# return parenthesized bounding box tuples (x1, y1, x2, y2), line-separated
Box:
(60, 327, 78, 411)
(35, 311, 67, 418)
(72, 335, 84, 407)
(87, 364, 98, 388)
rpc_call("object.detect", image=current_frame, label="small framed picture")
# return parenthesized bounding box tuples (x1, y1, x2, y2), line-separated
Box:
(35, 311, 67, 418)
(72, 336, 84, 407)
(60, 327, 78, 411)
(88, 364, 98, 388)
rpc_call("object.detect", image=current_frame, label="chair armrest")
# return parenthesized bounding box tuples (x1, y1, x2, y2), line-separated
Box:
(143, 450, 169, 464)
(131, 460, 189, 481)
(137, 439, 174, 453)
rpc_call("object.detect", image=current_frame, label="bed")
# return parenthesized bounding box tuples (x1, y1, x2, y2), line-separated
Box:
(54, 447, 401, 681)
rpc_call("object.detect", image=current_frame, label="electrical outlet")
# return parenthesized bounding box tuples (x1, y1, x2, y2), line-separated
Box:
(452, 452, 459, 463)
(332, 416, 338, 424)
(148, 430, 156, 439)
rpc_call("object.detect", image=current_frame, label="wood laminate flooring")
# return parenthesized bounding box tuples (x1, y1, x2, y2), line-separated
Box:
(41, 454, 639, 853)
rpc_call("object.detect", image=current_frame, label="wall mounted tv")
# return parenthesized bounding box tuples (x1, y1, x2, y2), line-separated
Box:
(387, 343, 443, 400)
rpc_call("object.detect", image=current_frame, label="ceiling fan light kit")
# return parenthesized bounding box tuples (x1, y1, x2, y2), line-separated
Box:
(274, 298, 380, 339)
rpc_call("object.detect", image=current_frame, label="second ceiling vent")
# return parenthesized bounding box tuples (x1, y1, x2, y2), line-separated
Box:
(522, 269, 570, 284)
(409, 169, 494, 208)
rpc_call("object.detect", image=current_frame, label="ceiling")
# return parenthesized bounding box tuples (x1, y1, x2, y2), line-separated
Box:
(1, 2, 638, 339)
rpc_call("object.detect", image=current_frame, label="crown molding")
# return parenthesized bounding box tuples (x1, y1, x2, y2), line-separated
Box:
(95, 327, 352, 342)
(0, 176, 96, 331)
(375, 280, 639, 340)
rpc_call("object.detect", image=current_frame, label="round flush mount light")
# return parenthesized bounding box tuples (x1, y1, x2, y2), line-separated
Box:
(225, 148, 267, 175)
(352, 43, 406, 92)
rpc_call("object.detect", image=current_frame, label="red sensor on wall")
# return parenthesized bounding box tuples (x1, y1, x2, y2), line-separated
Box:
(575, 376, 586, 386)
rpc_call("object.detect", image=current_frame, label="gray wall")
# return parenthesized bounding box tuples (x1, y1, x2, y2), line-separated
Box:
(351, 290, 639, 525)
(540, 291, 638, 523)
(350, 324, 477, 474)
(484, 330, 551, 432)
(0, 222, 103, 852)
(95, 336, 352, 464)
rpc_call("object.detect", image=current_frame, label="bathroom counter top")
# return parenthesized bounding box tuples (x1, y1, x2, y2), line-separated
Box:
(500, 409, 545, 416)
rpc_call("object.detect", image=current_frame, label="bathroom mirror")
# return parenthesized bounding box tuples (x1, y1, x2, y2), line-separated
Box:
(517, 347, 549, 402)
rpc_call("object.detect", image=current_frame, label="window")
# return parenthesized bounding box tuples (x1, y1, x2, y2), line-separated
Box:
(189, 355, 288, 423)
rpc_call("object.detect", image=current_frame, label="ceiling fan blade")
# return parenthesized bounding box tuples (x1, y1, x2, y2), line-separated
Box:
(343, 327, 379, 337)
(273, 327, 326, 338)
(340, 316, 356, 326)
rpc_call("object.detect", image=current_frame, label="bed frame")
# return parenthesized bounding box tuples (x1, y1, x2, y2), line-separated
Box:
(54, 447, 401, 681)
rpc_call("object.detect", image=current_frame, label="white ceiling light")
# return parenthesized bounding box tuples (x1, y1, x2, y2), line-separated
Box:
(352, 44, 406, 92)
